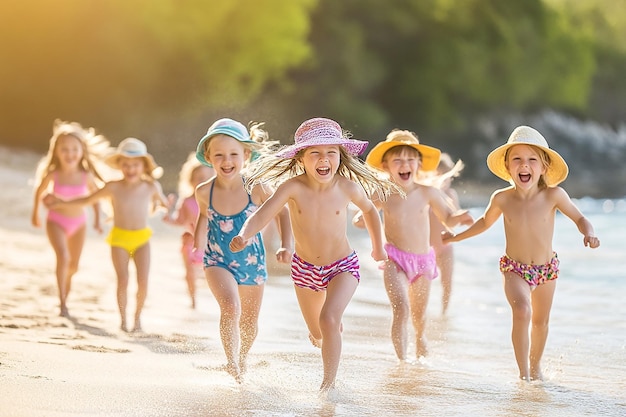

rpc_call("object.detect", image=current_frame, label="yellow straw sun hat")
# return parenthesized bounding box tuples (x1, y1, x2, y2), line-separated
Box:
(486, 125, 568, 187)
(366, 130, 441, 172)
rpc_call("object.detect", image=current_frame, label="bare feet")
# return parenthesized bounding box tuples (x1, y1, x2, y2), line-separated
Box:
(530, 368, 544, 381)
(59, 305, 69, 318)
(309, 333, 322, 348)
(416, 336, 428, 358)
(131, 317, 143, 333)
(225, 361, 243, 384)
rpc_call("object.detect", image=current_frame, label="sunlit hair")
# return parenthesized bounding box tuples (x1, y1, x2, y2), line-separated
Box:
(34, 119, 110, 187)
(200, 121, 278, 165)
(242, 145, 402, 200)
(418, 152, 464, 188)
(382, 145, 422, 164)
(176, 152, 207, 199)
(504, 145, 551, 189)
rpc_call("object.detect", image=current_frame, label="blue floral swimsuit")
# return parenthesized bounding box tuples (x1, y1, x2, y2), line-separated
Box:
(203, 181, 267, 285)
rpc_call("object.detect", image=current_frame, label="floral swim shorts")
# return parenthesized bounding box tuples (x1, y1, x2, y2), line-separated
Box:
(499, 252, 559, 290)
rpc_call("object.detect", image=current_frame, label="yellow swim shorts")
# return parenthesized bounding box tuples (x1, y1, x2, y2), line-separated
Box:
(106, 226, 152, 255)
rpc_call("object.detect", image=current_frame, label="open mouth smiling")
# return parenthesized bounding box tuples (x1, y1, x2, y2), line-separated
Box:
(317, 167, 331, 175)
(399, 171, 412, 181)
(519, 173, 531, 183)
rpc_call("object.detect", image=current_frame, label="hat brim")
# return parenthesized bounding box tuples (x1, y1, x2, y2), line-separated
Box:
(366, 141, 441, 171)
(275, 137, 368, 159)
(486, 143, 569, 187)
(105, 153, 162, 179)
(195, 128, 259, 167)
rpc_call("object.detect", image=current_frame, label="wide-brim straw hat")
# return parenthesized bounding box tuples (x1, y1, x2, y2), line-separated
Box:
(105, 137, 162, 178)
(196, 118, 259, 167)
(366, 130, 441, 171)
(276, 118, 368, 158)
(486, 125, 568, 187)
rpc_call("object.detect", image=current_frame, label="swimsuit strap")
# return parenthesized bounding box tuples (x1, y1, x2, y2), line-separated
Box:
(208, 177, 252, 212)
(208, 180, 215, 210)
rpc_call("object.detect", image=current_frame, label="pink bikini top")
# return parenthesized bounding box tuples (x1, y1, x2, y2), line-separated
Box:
(53, 172, 88, 198)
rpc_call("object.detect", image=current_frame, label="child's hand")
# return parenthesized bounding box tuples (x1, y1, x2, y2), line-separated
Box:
(229, 235, 247, 252)
(441, 230, 455, 244)
(94, 221, 103, 234)
(31, 213, 41, 228)
(182, 231, 194, 246)
(275, 247, 293, 264)
(352, 212, 365, 229)
(371, 247, 387, 262)
(457, 209, 474, 226)
(42, 193, 59, 208)
(584, 235, 600, 248)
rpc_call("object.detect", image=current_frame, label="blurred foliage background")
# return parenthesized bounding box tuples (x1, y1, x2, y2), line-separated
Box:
(1, 0, 625, 197)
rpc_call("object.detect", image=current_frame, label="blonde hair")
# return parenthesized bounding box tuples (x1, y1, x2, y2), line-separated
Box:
(504, 145, 551, 189)
(243, 145, 402, 200)
(34, 119, 110, 187)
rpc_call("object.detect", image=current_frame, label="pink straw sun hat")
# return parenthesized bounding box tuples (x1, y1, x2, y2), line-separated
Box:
(276, 118, 368, 158)
(486, 125, 568, 187)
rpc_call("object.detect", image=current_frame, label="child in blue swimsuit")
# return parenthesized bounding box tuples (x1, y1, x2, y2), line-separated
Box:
(193, 118, 293, 383)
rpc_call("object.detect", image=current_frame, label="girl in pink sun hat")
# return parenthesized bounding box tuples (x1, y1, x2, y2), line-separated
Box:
(230, 117, 400, 392)
(443, 125, 600, 382)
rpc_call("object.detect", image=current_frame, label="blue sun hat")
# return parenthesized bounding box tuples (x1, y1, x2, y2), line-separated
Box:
(196, 118, 259, 167)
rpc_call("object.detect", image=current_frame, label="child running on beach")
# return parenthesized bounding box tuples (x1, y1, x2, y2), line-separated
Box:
(32, 119, 108, 317)
(354, 130, 472, 361)
(443, 125, 600, 381)
(229, 117, 398, 392)
(163, 152, 214, 309)
(46, 138, 168, 332)
(426, 153, 467, 315)
(193, 118, 293, 383)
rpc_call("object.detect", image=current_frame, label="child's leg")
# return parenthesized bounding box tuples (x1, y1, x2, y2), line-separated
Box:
(529, 280, 556, 380)
(181, 233, 197, 308)
(65, 226, 87, 297)
(111, 246, 131, 331)
(408, 277, 432, 358)
(46, 223, 71, 316)
(503, 272, 532, 380)
(436, 243, 454, 314)
(294, 285, 326, 344)
(318, 272, 359, 391)
(132, 243, 151, 332)
(237, 284, 265, 372)
(205, 266, 243, 381)
(383, 260, 410, 361)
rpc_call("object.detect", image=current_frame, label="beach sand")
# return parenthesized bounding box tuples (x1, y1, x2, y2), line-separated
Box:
(3, 147, 625, 417)
(0, 149, 303, 416)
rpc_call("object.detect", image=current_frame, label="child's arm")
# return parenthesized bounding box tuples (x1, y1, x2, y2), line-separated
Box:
(86, 174, 102, 233)
(151, 181, 169, 213)
(443, 190, 503, 244)
(275, 205, 294, 263)
(45, 185, 110, 209)
(350, 184, 386, 261)
(193, 183, 210, 255)
(31, 173, 52, 228)
(553, 187, 600, 248)
(252, 183, 294, 263)
(430, 187, 473, 230)
(230, 183, 291, 253)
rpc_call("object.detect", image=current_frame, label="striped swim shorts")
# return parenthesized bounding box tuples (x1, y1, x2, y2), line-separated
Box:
(291, 251, 360, 291)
